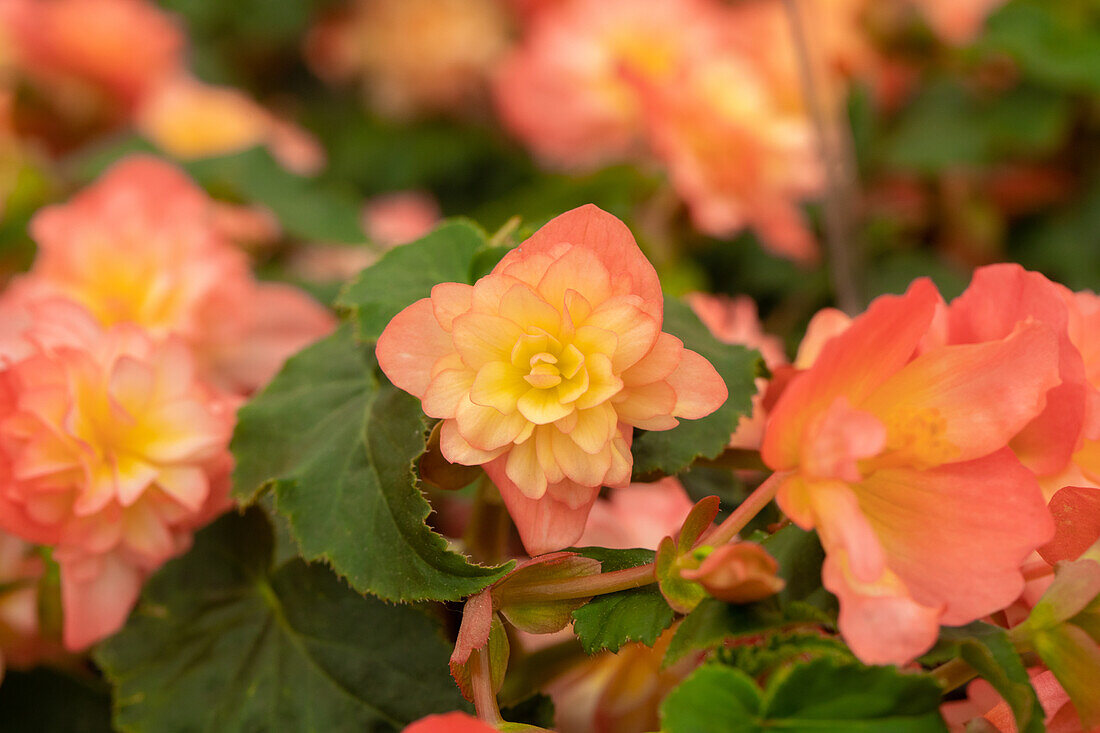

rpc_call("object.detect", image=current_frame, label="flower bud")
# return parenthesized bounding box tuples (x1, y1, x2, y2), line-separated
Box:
(681, 542, 784, 604)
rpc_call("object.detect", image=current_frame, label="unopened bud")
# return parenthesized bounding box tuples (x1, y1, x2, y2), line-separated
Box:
(681, 542, 784, 604)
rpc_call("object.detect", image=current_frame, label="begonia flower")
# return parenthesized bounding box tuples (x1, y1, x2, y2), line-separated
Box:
(942, 668, 1084, 733)
(305, 0, 509, 120)
(135, 76, 326, 176)
(578, 477, 694, 551)
(0, 0, 183, 114)
(9, 155, 333, 394)
(927, 265, 1093, 489)
(543, 626, 698, 733)
(377, 205, 727, 554)
(634, 54, 822, 262)
(0, 298, 234, 649)
(762, 278, 1056, 664)
(493, 0, 730, 170)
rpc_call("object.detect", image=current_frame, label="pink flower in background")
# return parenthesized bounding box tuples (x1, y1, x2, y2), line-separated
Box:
(377, 205, 726, 554)
(579, 477, 694, 551)
(363, 191, 441, 248)
(494, 0, 729, 170)
(0, 0, 183, 113)
(763, 279, 1056, 664)
(306, 0, 510, 119)
(11, 155, 334, 394)
(635, 55, 821, 263)
(0, 299, 234, 649)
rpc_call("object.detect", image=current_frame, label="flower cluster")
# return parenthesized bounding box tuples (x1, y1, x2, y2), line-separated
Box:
(0, 156, 333, 650)
(0, 0, 321, 172)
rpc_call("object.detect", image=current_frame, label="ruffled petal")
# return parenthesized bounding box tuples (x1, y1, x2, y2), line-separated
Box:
(376, 298, 454, 398)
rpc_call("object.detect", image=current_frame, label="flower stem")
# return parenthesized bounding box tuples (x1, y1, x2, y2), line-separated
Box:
(700, 472, 785, 548)
(470, 648, 504, 726)
(782, 0, 863, 314)
(930, 656, 978, 693)
(493, 562, 657, 605)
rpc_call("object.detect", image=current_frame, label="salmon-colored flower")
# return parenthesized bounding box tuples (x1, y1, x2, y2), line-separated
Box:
(0, 0, 183, 114)
(635, 52, 821, 262)
(363, 191, 442, 249)
(135, 75, 325, 176)
(377, 205, 727, 554)
(543, 626, 698, 733)
(0, 298, 234, 649)
(10, 155, 333, 394)
(942, 668, 1086, 733)
(306, 0, 510, 119)
(493, 0, 729, 170)
(762, 278, 1056, 664)
(681, 541, 785, 604)
(927, 265, 1094, 492)
(578, 477, 694, 551)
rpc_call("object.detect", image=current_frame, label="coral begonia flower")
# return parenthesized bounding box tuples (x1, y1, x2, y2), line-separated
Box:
(12, 155, 333, 395)
(762, 279, 1056, 665)
(0, 0, 183, 111)
(934, 264, 1090, 483)
(493, 0, 729, 170)
(377, 205, 727, 554)
(0, 298, 234, 649)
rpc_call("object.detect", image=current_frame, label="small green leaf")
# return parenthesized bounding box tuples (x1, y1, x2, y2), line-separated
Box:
(656, 535, 708, 615)
(631, 298, 761, 479)
(335, 220, 488, 342)
(661, 659, 949, 733)
(981, 1, 1100, 94)
(661, 665, 763, 732)
(495, 553, 602, 634)
(569, 547, 674, 654)
(231, 325, 510, 602)
(95, 509, 470, 733)
(934, 622, 1044, 733)
(761, 524, 836, 613)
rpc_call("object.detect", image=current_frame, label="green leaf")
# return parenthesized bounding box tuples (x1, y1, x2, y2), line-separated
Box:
(761, 524, 835, 613)
(69, 141, 367, 243)
(95, 508, 470, 733)
(185, 148, 367, 243)
(934, 623, 1044, 733)
(0, 668, 113, 733)
(661, 660, 949, 733)
(335, 220, 489, 342)
(631, 298, 761, 479)
(570, 547, 674, 654)
(981, 0, 1100, 94)
(231, 325, 510, 602)
(881, 81, 1070, 174)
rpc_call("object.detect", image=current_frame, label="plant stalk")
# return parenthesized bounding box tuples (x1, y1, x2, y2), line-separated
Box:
(701, 471, 786, 548)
